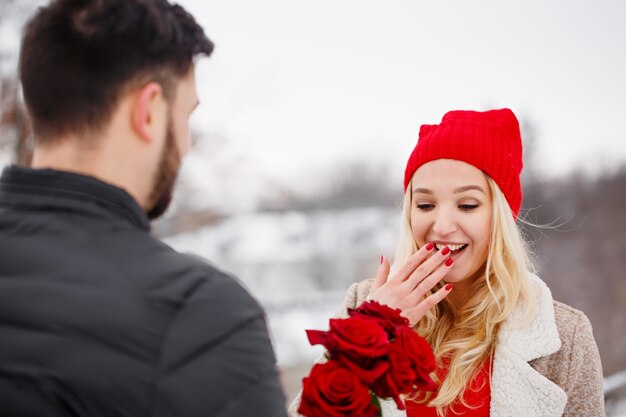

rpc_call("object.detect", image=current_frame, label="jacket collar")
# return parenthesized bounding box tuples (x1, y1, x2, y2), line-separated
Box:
(0, 166, 150, 231)
(489, 274, 566, 417)
(381, 274, 566, 417)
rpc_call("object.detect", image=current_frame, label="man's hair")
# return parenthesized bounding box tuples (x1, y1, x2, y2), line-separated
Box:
(19, 0, 214, 142)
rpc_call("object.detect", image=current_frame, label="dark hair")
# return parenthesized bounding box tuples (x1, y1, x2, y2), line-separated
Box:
(19, 0, 214, 142)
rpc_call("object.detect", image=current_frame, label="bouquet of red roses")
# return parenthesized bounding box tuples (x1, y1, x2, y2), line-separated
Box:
(298, 301, 437, 417)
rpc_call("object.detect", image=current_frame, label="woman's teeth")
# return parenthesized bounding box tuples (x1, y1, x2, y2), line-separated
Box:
(435, 243, 468, 253)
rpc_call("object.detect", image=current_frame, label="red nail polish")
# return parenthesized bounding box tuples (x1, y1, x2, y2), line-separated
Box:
(445, 258, 454, 267)
(445, 283, 453, 291)
(425, 242, 435, 251)
(441, 246, 451, 256)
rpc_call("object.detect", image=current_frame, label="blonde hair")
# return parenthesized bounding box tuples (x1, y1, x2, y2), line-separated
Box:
(397, 175, 537, 416)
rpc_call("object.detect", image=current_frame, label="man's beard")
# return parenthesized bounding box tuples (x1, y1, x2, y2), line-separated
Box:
(146, 121, 181, 220)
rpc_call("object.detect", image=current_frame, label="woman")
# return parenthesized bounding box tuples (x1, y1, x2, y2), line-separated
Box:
(289, 108, 605, 417)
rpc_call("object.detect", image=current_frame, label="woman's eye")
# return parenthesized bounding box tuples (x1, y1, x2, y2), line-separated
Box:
(416, 203, 434, 211)
(459, 204, 479, 211)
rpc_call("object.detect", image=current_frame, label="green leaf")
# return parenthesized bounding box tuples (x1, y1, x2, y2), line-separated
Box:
(370, 392, 382, 417)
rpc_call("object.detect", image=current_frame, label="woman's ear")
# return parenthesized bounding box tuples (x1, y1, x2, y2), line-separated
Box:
(131, 82, 165, 143)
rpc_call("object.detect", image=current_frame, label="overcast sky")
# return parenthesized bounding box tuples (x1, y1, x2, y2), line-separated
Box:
(175, 0, 626, 195)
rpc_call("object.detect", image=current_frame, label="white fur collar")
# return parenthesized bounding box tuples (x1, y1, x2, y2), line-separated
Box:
(380, 274, 567, 417)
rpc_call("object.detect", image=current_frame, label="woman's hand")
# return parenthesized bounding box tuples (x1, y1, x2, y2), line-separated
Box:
(367, 243, 454, 327)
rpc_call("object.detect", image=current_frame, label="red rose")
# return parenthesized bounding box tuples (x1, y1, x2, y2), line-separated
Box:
(335, 352, 390, 384)
(394, 326, 437, 391)
(326, 317, 390, 358)
(371, 341, 416, 410)
(348, 301, 409, 336)
(298, 361, 379, 417)
(307, 316, 391, 383)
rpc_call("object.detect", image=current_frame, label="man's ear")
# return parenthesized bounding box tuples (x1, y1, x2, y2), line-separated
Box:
(131, 82, 165, 143)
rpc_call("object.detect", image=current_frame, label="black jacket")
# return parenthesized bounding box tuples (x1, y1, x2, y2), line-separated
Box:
(0, 166, 287, 417)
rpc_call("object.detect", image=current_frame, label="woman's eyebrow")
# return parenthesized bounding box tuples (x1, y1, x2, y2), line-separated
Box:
(454, 185, 486, 194)
(412, 185, 486, 194)
(412, 188, 433, 195)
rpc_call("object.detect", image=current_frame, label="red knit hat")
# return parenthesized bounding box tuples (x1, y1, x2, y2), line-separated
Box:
(404, 108, 523, 218)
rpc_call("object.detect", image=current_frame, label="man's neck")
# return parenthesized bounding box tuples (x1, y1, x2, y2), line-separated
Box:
(31, 140, 149, 210)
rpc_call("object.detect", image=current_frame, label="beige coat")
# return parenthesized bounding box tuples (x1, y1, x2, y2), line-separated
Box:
(289, 274, 605, 417)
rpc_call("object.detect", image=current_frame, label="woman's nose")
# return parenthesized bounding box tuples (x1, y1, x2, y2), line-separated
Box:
(432, 209, 458, 236)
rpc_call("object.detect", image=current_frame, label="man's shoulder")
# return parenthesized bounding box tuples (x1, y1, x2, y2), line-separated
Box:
(189, 260, 258, 310)
(160, 244, 226, 277)
(129, 241, 261, 317)
(138, 238, 228, 279)
(165, 248, 258, 307)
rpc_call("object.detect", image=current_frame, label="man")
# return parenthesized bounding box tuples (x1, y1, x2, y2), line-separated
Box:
(0, 0, 288, 416)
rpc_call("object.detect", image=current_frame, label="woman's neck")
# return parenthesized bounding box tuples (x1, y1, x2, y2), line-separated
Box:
(445, 264, 487, 309)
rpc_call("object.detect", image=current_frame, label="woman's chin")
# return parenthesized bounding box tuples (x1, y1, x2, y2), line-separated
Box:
(443, 267, 483, 285)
